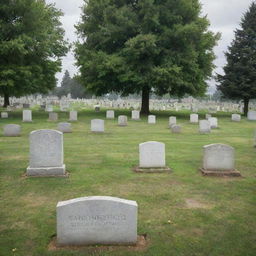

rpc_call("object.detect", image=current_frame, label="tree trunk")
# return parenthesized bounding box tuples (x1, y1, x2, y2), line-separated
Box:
(140, 87, 150, 115)
(243, 98, 249, 116)
(3, 92, 10, 107)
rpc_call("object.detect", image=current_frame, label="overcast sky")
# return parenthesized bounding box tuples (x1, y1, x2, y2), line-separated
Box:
(45, 0, 253, 93)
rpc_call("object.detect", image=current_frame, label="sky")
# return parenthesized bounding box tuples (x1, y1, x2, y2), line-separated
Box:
(45, 0, 253, 93)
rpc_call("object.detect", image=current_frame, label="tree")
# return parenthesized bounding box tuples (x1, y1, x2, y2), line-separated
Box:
(75, 0, 219, 114)
(0, 0, 69, 107)
(217, 2, 256, 116)
(54, 70, 72, 97)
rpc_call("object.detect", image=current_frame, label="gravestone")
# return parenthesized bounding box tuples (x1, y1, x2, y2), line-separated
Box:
(23, 110, 32, 122)
(247, 110, 256, 121)
(169, 116, 176, 127)
(46, 105, 53, 112)
(199, 120, 211, 134)
(1, 112, 8, 118)
(69, 111, 77, 121)
(208, 117, 218, 128)
(94, 105, 100, 112)
(26, 129, 66, 176)
(56, 196, 138, 245)
(134, 141, 170, 172)
(106, 110, 115, 119)
(148, 115, 156, 124)
(171, 125, 181, 134)
(91, 119, 104, 132)
(190, 114, 198, 123)
(3, 124, 21, 137)
(200, 143, 240, 176)
(49, 112, 58, 121)
(205, 114, 211, 120)
(131, 110, 140, 120)
(118, 115, 128, 126)
(58, 123, 72, 133)
(231, 114, 241, 122)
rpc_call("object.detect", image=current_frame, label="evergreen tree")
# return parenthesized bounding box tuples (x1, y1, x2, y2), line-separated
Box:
(75, 0, 219, 114)
(217, 2, 256, 115)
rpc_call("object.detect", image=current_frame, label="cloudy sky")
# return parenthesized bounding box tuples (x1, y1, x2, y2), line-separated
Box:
(45, 0, 253, 93)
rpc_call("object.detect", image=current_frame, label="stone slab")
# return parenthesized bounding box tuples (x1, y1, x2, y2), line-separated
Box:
(133, 166, 171, 173)
(200, 168, 241, 177)
(27, 164, 66, 176)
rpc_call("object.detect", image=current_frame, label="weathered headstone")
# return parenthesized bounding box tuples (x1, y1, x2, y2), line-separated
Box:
(69, 111, 77, 121)
(208, 117, 218, 128)
(148, 115, 156, 124)
(200, 143, 240, 176)
(131, 110, 140, 120)
(1, 112, 8, 118)
(118, 115, 128, 126)
(3, 124, 21, 137)
(247, 110, 256, 121)
(94, 105, 100, 112)
(168, 116, 176, 127)
(231, 114, 241, 122)
(58, 123, 72, 133)
(56, 196, 138, 245)
(91, 119, 104, 132)
(106, 110, 115, 119)
(190, 114, 198, 123)
(26, 129, 66, 176)
(171, 125, 181, 134)
(49, 112, 58, 121)
(23, 110, 32, 122)
(199, 120, 211, 134)
(45, 105, 53, 112)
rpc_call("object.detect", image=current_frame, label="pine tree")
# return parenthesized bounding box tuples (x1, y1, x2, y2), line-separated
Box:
(217, 2, 256, 115)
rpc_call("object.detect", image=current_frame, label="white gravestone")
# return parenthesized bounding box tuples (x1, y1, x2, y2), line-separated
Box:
(69, 111, 77, 121)
(91, 119, 104, 132)
(190, 114, 198, 123)
(199, 120, 211, 134)
(208, 117, 218, 128)
(46, 105, 53, 112)
(148, 115, 156, 124)
(23, 110, 32, 122)
(1, 112, 8, 118)
(58, 123, 72, 133)
(247, 110, 256, 121)
(169, 116, 176, 127)
(171, 125, 181, 134)
(56, 196, 138, 245)
(26, 129, 65, 176)
(118, 115, 128, 126)
(131, 110, 140, 120)
(231, 114, 241, 122)
(106, 110, 115, 119)
(3, 124, 21, 137)
(49, 112, 58, 121)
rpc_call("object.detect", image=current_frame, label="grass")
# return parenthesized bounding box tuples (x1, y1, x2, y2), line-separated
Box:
(0, 108, 256, 256)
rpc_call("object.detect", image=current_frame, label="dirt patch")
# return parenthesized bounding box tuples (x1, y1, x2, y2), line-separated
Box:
(185, 198, 212, 209)
(48, 235, 149, 252)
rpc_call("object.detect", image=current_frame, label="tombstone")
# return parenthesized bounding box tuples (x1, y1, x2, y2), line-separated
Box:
(208, 117, 218, 128)
(56, 196, 138, 245)
(199, 120, 211, 134)
(200, 143, 240, 176)
(190, 114, 198, 123)
(148, 115, 156, 124)
(22, 110, 32, 122)
(168, 116, 176, 127)
(26, 129, 66, 176)
(247, 110, 256, 121)
(1, 112, 8, 118)
(231, 114, 241, 122)
(45, 105, 53, 112)
(94, 105, 100, 112)
(171, 125, 181, 134)
(3, 124, 21, 137)
(91, 119, 104, 132)
(118, 115, 128, 126)
(58, 123, 72, 133)
(49, 112, 58, 121)
(69, 111, 77, 121)
(205, 114, 211, 120)
(131, 110, 140, 120)
(106, 110, 115, 119)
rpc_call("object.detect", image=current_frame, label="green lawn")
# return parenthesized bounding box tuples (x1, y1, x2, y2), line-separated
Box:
(0, 109, 255, 256)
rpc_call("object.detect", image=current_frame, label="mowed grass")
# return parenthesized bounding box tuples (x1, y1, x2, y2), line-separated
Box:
(0, 108, 255, 256)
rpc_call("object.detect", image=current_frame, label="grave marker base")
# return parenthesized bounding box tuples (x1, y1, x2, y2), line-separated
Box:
(200, 168, 241, 177)
(133, 166, 171, 173)
(27, 164, 66, 176)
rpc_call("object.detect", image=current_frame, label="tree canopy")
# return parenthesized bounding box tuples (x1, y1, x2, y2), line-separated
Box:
(0, 0, 69, 106)
(217, 2, 256, 115)
(75, 0, 219, 114)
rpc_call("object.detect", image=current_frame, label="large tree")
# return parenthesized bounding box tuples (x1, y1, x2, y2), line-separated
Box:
(0, 0, 68, 107)
(75, 0, 219, 114)
(217, 2, 256, 116)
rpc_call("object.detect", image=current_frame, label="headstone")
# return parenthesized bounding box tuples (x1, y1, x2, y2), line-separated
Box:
(3, 124, 21, 137)
(1, 112, 8, 118)
(22, 110, 32, 122)
(118, 115, 128, 126)
(168, 116, 176, 127)
(91, 119, 104, 132)
(190, 114, 198, 123)
(199, 120, 211, 134)
(106, 110, 115, 119)
(131, 110, 140, 120)
(148, 115, 156, 124)
(56, 196, 138, 245)
(231, 114, 241, 122)
(171, 125, 181, 133)
(94, 105, 100, 112)
(26, 129, 66, 176)
(205, 114, 211, 120)
(58, 122, 72, 133)
(46, 105, 53, 112)
(69, 111, 77, 121)
(247, 110, 256, 121)
(49, 112, 58, 121)
(208, 117, 218, 128)
(200, 143, 240, 176)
